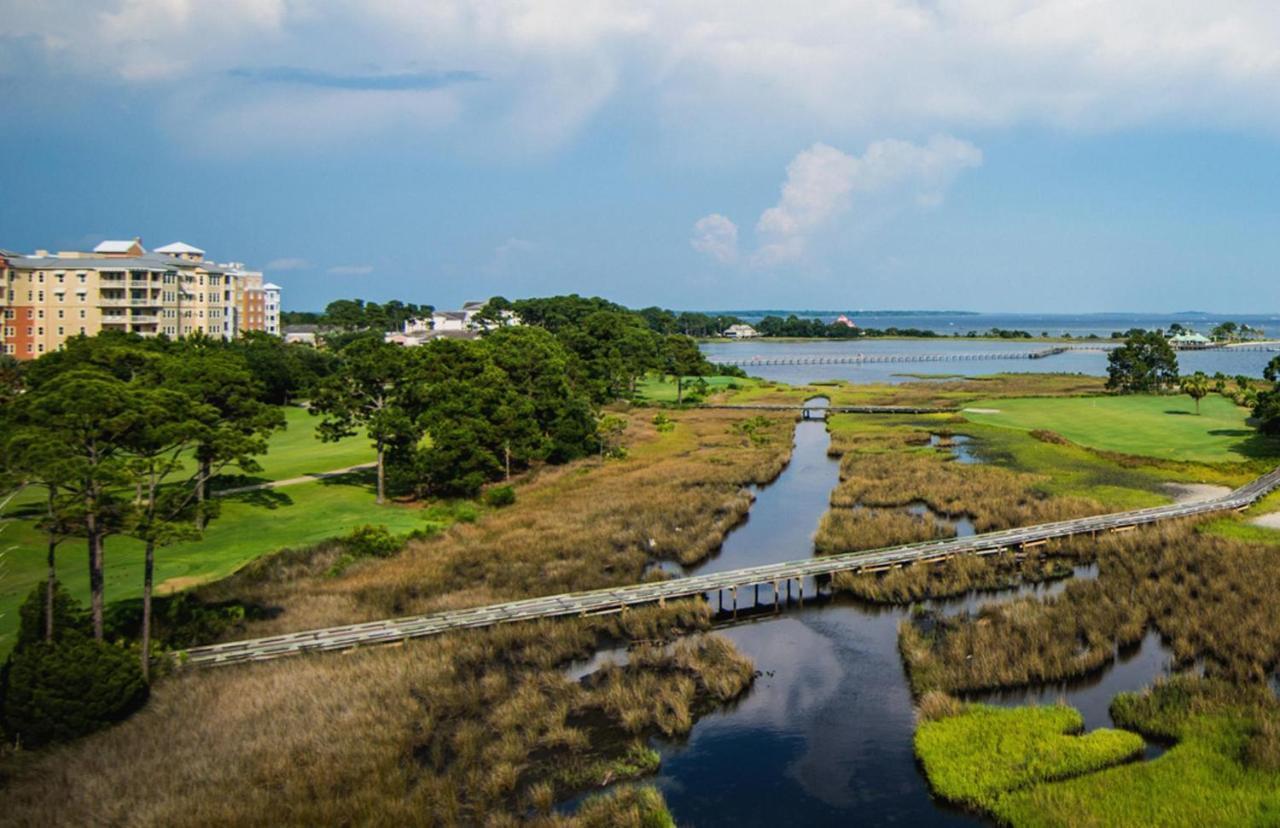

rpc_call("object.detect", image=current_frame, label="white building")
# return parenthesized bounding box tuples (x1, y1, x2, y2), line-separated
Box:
(723, 323, 759, 339)
(262, 282, 281, 335)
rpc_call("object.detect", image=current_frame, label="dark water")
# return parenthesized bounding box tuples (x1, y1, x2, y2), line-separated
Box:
(700, 338, 1279, 385)
(638, 417, 1174, 826)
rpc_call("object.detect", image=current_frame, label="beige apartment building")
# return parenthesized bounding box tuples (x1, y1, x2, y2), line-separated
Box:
(1, 238, 282, 359)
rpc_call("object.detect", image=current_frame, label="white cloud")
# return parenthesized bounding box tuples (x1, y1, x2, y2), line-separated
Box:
(690, 213, 739, 263)
(267, 257, 310, 271)
(7, 2, 1280, 154)
(697, 135, 981, 266)
(328, 264, 374, 276)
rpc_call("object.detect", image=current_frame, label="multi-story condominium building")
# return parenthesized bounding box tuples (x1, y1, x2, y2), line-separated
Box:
(0, 237, 283, 359)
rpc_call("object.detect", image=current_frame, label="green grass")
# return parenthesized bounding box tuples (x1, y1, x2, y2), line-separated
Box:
(915, 704, 1145, 811)
(994, 711, 1280, 826)
(633, 374, 767, 404)
(0, 407, 428, 655)
(964, 394, 1280, 464)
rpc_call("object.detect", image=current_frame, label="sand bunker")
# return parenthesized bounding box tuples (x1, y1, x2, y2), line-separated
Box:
(1163, 483, 1232, 505)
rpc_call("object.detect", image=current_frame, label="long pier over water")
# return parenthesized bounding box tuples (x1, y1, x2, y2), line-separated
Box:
(181, 465, 1280, 667)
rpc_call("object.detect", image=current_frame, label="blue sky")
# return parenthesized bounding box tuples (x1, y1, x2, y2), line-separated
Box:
(3, 2, 1280, 313)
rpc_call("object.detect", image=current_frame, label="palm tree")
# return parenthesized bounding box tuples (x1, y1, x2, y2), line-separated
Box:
(1180, 371, 1211, 415)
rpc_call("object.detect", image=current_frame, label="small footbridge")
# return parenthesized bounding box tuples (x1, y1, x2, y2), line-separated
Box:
(699, 403, 953, 419)
(180, 465, 1280, 668)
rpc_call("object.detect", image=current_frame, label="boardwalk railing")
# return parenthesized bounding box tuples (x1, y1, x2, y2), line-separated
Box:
(179, 465, 1280, 668)
(717, 348, 1069, 367)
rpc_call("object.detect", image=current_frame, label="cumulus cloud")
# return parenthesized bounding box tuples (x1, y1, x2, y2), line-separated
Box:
(6, 2, 1280, 154)
(328, 264, 374, 276)
(696, 135, 981, 266)
(690, 214, 739, 263)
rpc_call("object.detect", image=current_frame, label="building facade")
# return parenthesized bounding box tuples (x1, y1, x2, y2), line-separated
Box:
(0, 238, 283, 359)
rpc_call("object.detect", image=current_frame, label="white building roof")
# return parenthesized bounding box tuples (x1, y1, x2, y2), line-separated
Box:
(93, 239, 142, 253)
(154, 241, 205, 255)
(262, 282, 282, 290)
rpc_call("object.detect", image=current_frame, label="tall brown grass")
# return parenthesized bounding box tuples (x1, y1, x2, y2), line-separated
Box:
(834, 546, 1088, 603)
(900, 521, 1280, 695)
(0, 409, 789, 825)
(830, 451, 1102, 534)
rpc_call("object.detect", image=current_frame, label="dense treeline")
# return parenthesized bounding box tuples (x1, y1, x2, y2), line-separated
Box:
(281, 298, 432, 332)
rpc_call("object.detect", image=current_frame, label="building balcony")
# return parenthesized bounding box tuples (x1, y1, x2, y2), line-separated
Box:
(129, 314, 160, 324)
(99, 297, 160, 307)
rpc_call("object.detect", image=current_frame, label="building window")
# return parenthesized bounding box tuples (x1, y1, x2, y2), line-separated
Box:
(80, 309, 86, 318)
(79, 327, 86, 335)
(57, 326, 64, 335)
(79, 274, 86, 284)
(57, 309, 64, 319)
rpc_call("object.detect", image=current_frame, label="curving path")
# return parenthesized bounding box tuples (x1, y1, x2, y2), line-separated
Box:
(181, 465, 1280, 668)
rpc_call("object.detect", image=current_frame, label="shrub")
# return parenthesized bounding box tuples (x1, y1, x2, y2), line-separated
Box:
(15, 581, 87, 649)
(651, 412, 675, 433)
(484, 485, 516, 508)
(340, 525, 401, 558)
(2, 634, 148, 747)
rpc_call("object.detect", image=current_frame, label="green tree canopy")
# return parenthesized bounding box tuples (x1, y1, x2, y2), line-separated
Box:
(1106, 331, 1179, 393)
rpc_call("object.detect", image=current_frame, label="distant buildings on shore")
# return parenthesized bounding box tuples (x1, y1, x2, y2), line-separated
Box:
(384, 300, 520, 346)
(0, 237, 281, 359)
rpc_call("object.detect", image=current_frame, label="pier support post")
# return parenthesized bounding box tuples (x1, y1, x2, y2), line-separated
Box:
(731, 587, 738, 618)
(798, 578, 804, 606)
(773, 581, 781, 611)
(755, 583, 760, 606)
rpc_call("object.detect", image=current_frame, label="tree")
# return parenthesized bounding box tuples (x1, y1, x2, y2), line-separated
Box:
(1180, 372, 1211, 415)
(661, 335, 707, 404)
(1254, 391, 1280, 436)
(123, 388, 208, 678)
(1106, 331, 1179, 394)
(1, 438, 73, 642)
(1210, 321, 1239, 342)
(7, 369, 144, 639)
(159, 340, 284, 527)
(1264, 355, 1280, 385)
(311, 338, 413, 504)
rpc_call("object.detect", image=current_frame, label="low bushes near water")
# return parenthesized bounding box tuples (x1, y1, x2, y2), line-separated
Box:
(913, 702, 1144, 812)
(814, 506, 950, 555)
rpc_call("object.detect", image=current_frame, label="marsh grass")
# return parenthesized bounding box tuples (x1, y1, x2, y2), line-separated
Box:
(914, 703, 1144, 811)
(0, 409, 788, 824)
(834, 547, 1087, 602)
(900, 522, 1280, 695)
(989, 677, 1280, 826)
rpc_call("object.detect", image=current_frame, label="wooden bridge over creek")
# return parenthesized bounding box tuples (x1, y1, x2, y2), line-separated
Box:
(181, 465, 1280, 668)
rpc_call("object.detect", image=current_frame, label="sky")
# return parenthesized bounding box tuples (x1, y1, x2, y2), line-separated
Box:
(3, 2, 1280, 313)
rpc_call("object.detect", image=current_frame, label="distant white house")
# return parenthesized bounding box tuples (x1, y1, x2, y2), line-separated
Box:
(404, 300, 520, 335)
(834, 314, 858, 329)
(723, 323, 759, 339)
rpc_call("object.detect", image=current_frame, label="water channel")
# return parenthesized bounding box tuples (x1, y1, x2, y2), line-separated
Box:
(575, 404, 1179, 824)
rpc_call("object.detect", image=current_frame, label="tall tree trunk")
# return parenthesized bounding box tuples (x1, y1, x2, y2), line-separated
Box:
(505, 443, 511, 481)
(87, 518, 104, 640)
(45, 536, 56, 642)
(195, 456, 211, 528)
(45, 488, 56, 641)
(141, 538, 154, 680)
(375, 446, 385, 505)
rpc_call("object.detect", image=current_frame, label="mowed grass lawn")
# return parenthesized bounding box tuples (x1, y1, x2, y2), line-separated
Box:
(964, 394, 1280, 464)
(0, 407, 428, 654)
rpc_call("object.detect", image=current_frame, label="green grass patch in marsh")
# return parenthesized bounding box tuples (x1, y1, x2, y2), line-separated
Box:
(964, 394, 1280, 464)
(992, 680, 1280, 827)
(915, 703, 1144, 812)
(633, 374, 768, 404)
(1199, 516, 1280, 546)
(0, 474, 438, 654)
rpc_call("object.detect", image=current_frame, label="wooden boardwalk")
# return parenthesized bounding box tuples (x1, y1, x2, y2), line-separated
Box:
(718, 347, 1070, 367)
(180, 465, 1280, 668)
